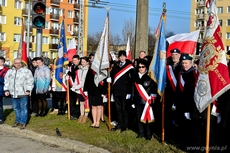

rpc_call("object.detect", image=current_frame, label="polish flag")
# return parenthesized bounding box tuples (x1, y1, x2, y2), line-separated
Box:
(166, 30, 200, 58)
(67, 38, 77, 61)
(206, 0, 211, 8)
(194, 2, 230, 113)
(126, 36, 131, 61)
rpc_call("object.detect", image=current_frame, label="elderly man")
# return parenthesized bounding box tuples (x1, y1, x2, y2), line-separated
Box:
(4, 58, 34, 129)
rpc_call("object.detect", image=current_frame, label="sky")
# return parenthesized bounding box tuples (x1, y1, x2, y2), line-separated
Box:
(87, 0, 191, 37)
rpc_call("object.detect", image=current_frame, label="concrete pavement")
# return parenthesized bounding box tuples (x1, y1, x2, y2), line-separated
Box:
(1, 97, 110, 153)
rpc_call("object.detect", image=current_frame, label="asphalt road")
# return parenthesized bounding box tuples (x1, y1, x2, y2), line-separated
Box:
(0, 130, 76, 153)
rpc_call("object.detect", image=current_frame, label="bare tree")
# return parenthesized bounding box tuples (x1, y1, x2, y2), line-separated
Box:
(110, 33, 122, 52)
(122, 18, 135, 58)
(87, 31, 102, 54)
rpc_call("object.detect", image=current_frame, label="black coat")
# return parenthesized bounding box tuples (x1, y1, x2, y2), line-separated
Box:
(110, 59, 134, 96)
(84, 68, 107, 95)
(133, 72, 157, 105)
(68, 64, 79, 83)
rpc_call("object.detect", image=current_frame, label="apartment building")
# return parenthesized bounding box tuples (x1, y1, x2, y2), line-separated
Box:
(0, 0, 81, 62)
(190, 0, 230, 52)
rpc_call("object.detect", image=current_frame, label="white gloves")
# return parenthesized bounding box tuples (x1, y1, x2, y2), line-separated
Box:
(70, 87, 75, 92)
(131, 104, 135, 108)
(172, 104, 176, 110)
(184, 112, 191, 120)
(106, 77, 112, 83)
(217, 115, 221, 124)
(84, 91, 88, 96)
(126, 94, 131, 99)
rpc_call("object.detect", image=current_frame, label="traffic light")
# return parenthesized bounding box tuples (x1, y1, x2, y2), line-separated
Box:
(32, 0, 46, 29)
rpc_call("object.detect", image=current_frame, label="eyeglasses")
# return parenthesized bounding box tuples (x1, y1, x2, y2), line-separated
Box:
(14, 62, 22, 64)
(138, 66, 146, 68)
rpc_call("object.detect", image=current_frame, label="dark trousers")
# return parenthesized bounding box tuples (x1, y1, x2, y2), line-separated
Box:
(69, 90, 80, 118)
(136, 104, 152, 138)
(53, 92, 66, 113)
(31, 92, 38, 113)
(114, 95, 128, 130)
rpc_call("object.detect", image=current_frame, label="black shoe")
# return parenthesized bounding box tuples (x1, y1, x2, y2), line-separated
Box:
(57, 111, 62, 115)
(12, 122, 20, 128)
(136, 134, 144, 138)
(100, 119, 106, 123)
(120, 128, 126, 133)
(70, 116, 78, 120)
(112, 126, 120, 131)
(40, 111, 46, 117)
(20, 124, 26, 130)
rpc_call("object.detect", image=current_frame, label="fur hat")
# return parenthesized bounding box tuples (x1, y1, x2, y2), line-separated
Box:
(118, 50, 126, 57)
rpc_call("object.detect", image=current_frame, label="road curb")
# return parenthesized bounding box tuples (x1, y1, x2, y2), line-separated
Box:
(0, 124, 110, 153)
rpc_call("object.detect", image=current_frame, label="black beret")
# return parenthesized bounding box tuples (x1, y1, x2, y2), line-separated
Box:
(181, 54, 193, 61)
(170, 48, 180, 54)
(118, 50, 127, 57)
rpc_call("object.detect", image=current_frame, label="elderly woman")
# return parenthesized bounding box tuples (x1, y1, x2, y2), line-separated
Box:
(133, 59, 157, 140)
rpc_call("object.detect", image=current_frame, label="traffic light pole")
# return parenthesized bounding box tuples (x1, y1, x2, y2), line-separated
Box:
(26, 0, 31, 57)
(35, 29, 42, 57)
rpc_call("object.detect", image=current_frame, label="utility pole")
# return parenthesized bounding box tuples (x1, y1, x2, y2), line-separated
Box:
(26, 0, 31, 57)
(135, 0, 149, 58)
(78, 0, 84, 57)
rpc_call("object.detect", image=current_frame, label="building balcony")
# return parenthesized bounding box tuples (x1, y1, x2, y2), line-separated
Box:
(50, 14, 59, 21)
(50, 0, 60, 6)
(198, 1, 205, 7)
(29, 42, 32, 49)
(74, 3, 80, 10)
(49, 44, 58, 50)
(50, 28, 59, 36)
(73, 18, 79, 24)
(22, 8, 32, 16)
(197, 14, 205, 20)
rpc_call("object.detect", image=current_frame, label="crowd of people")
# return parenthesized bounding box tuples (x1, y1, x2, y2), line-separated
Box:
(0, 49, 230, 152)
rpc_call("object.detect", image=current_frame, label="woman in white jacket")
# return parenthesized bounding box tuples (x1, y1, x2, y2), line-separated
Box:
(72, 57, 89, 123)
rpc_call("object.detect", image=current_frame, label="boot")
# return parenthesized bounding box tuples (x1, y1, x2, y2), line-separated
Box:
(80, 116, 88, 124)
(77, 115, 84, 123)
(36, 110, 42, 117)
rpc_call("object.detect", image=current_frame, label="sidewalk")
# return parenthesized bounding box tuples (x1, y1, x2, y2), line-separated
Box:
(0, 124, 110, 153)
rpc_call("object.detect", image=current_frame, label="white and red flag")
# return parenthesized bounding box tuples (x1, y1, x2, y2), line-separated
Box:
(166, 30, 200, 58)
(194, 1, 230, 113)
(126, 36, 131, 61)
(67, 38, 77, 61)
(206, 0, 211, 8)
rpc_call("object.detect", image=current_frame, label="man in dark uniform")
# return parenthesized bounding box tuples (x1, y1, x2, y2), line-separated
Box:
(67, 55, 81, 119)
(164, 48, 182, 140)
(110, 50, 134, 132)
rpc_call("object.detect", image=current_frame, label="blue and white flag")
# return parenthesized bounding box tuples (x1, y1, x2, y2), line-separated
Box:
(55, 20, 68, 88)
(148, 19, 166, 98)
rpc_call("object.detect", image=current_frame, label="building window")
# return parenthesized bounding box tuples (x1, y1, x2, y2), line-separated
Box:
(13, 34, 21, 42)
(67, 24, 73, 32)
(67, 38, 71, 45)
(14, 50, 18, 59)
(42, 37, 49, 44)
(217, 7, 223, 14)
(228, 6, 230, 13)
(68, 0, 74, 4)
(227, 46, 230, 51)
(29, 51, 35, 58)
(219, 20, 222, 26)
(14, 17, 22, 26)
(68, 10, 74, 18)
(0, 15, 6, 24)
(227, 33, 230, 39)
(227, 19, 230, 26)
(0, 32, 6, 41)
(0, 50, 6, 58)
(52, 22, 59, 30)
(52, 37, 59, 44)
(0, 0, 7, 7)
(45, 22, 50, 29)
(14, 0, 22, 9)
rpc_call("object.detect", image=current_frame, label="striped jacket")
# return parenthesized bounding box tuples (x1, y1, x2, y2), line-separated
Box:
(4, 66, 34, 98)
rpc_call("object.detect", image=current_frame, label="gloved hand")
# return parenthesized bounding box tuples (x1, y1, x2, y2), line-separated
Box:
(106, 77, 112, 83)
(217, 115, 221, 124)
(126, 94, 131, 99)
(184, 112, 191, 120)
(70, 87, 75, 92)
(131, 104, 135, 108)
(172, 104, 176, 111)
(84, 91, 88, 96)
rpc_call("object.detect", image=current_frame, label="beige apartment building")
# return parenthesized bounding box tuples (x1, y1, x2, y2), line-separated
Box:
(190, 0, 230, 51)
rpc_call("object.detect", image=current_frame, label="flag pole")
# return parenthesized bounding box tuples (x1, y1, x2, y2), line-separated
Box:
(161, 2, 166, 143)
(106, 5, 112, 130)
(67, 76, 70, 120)
(205, 105, 211, 153)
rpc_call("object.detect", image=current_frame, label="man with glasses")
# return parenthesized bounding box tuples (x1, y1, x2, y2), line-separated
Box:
(4, 58, 34, 130)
